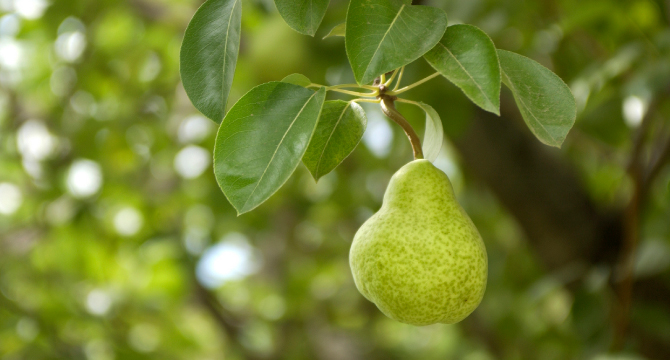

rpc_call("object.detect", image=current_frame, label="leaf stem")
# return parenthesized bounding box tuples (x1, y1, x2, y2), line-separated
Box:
(388, 72, 440, 95)
(308, 83, 379, 97)
(392, 66, 405, 90)
(352, 98, 381, 104)
(380, 95, 424, 160)
(329, 88, 379, 97)
(384, 69, 398, 87)
(326, 83, 379, 91)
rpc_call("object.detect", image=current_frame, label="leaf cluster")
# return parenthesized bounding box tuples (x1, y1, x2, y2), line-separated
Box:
(180, 0, 577, 214)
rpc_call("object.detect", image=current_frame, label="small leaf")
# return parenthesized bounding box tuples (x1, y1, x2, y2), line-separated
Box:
(180, 0, 242, 123)
(416, 102, 443, 162)
(345, 0, 447, 85)
(498, 50, 577, 148)
(323, 23, 345, 39)
(274, 0, 329, 37)
(214, 82, 327, 214)
(282, 73, 312, 87)
(303, 101, 367, 180)
(424, 24, 501, 115)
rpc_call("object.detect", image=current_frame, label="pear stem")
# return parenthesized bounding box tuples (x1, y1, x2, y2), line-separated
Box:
(380, 95, 424, 160)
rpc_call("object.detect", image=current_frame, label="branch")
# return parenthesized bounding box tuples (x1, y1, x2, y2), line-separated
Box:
(614, 90, 670, 350)
(192, 278, 265, 360)
(644, 134, 670, 187)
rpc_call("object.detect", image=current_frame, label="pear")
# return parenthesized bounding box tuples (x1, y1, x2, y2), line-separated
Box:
(350, 160, 487, 326)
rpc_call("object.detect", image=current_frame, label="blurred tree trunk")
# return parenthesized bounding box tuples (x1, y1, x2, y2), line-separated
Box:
(453, 101, 670, 358)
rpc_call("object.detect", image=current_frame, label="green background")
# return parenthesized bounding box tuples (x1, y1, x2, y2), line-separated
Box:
(1, 0, 669, 359)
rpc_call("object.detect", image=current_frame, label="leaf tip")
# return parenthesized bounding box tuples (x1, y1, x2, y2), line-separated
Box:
(544, 138, 565, 148)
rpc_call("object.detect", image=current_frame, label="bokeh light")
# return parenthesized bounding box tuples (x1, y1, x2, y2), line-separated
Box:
(0, 182, 22, 215)
(197, 233, 261, 288)
(174, 145, 211, 179)
(66, 159, 103, 198)
(113, 207, 143, 237)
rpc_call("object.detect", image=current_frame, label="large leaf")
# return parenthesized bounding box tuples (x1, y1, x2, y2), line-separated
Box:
(416, 102, 443, 162)
(180, 0, 242, 123)
(275, 0, 329, 37)
(424, 24, 501, 115)
(303, 101, 367, 180)
(345, 0, 447, 85)
(498, 50, 576, 148)
(214, 83, 327, 214)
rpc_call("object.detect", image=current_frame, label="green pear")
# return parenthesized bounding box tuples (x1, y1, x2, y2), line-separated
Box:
(350, 159, 487, 326)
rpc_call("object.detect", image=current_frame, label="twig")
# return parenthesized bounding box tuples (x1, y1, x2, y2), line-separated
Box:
(379, 95, 424, 160)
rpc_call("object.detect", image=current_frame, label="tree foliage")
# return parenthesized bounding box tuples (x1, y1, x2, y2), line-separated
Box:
(1, 0, 670, 359)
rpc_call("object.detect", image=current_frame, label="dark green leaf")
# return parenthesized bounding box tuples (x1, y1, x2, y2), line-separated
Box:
(214, 83, 327, 214)
(498, 50, 577, 148)
(180, 0, 242, 123)
(424, 24, 501, 115)
(323, 23, 345, 39)
(282, 73, 313, 87)
(415, 102, 443, 162)
(345, 0, 447, 85)
(274, 0, 329, 37)
(303, 101, 367, 180)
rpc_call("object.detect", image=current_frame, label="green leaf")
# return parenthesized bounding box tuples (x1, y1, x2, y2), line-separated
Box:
(274, 0, 329, 37)
(416, 102, 443, 162)
(282, 73, 313, 87)
(323, 23, 345, 39)
(214, 83, 327, 214)
(180, 0, 242, 123)
(345, 0, 447, 85)
(424, 24, 501, 115)
(498, 50, 577, 148)
(303, 101, 367, 180)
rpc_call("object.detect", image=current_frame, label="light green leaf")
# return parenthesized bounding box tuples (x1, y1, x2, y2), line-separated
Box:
(282, 73, 312, 87)
(303, 101, 367, 180)
(323, 23, 345, 39)
(345, 0, 447, 85)
(498, 50, 577, 148)
(274, 0, 329, 37)
(180, 0, 241, 123)
(416, 102, 443, 162)
(424, 24, 501, 115)
(214, 83, 327, 214)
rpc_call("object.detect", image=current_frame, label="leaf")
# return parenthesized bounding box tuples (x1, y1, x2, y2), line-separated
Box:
(498, 50, 577, 148)
(323, 23, 345, 39)
(274, 0, 330, 37)
(345, 0, 447, 85)
(214, 82, 327, 214)
(424, 24, 501, 115)
(180, 0, 242, 123)
(282, 73, 313, 87)
(415, 102, 443, 162)
(303, 101, 367, 180)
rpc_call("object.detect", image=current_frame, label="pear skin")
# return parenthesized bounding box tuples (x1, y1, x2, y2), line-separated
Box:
(349, 160, 487, 325)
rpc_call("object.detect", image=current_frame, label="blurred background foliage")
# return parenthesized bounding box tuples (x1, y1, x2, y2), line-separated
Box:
(1, 0, 670, 359)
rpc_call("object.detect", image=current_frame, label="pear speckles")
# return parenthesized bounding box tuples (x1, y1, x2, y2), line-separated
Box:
(349, 160, 488, 326)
